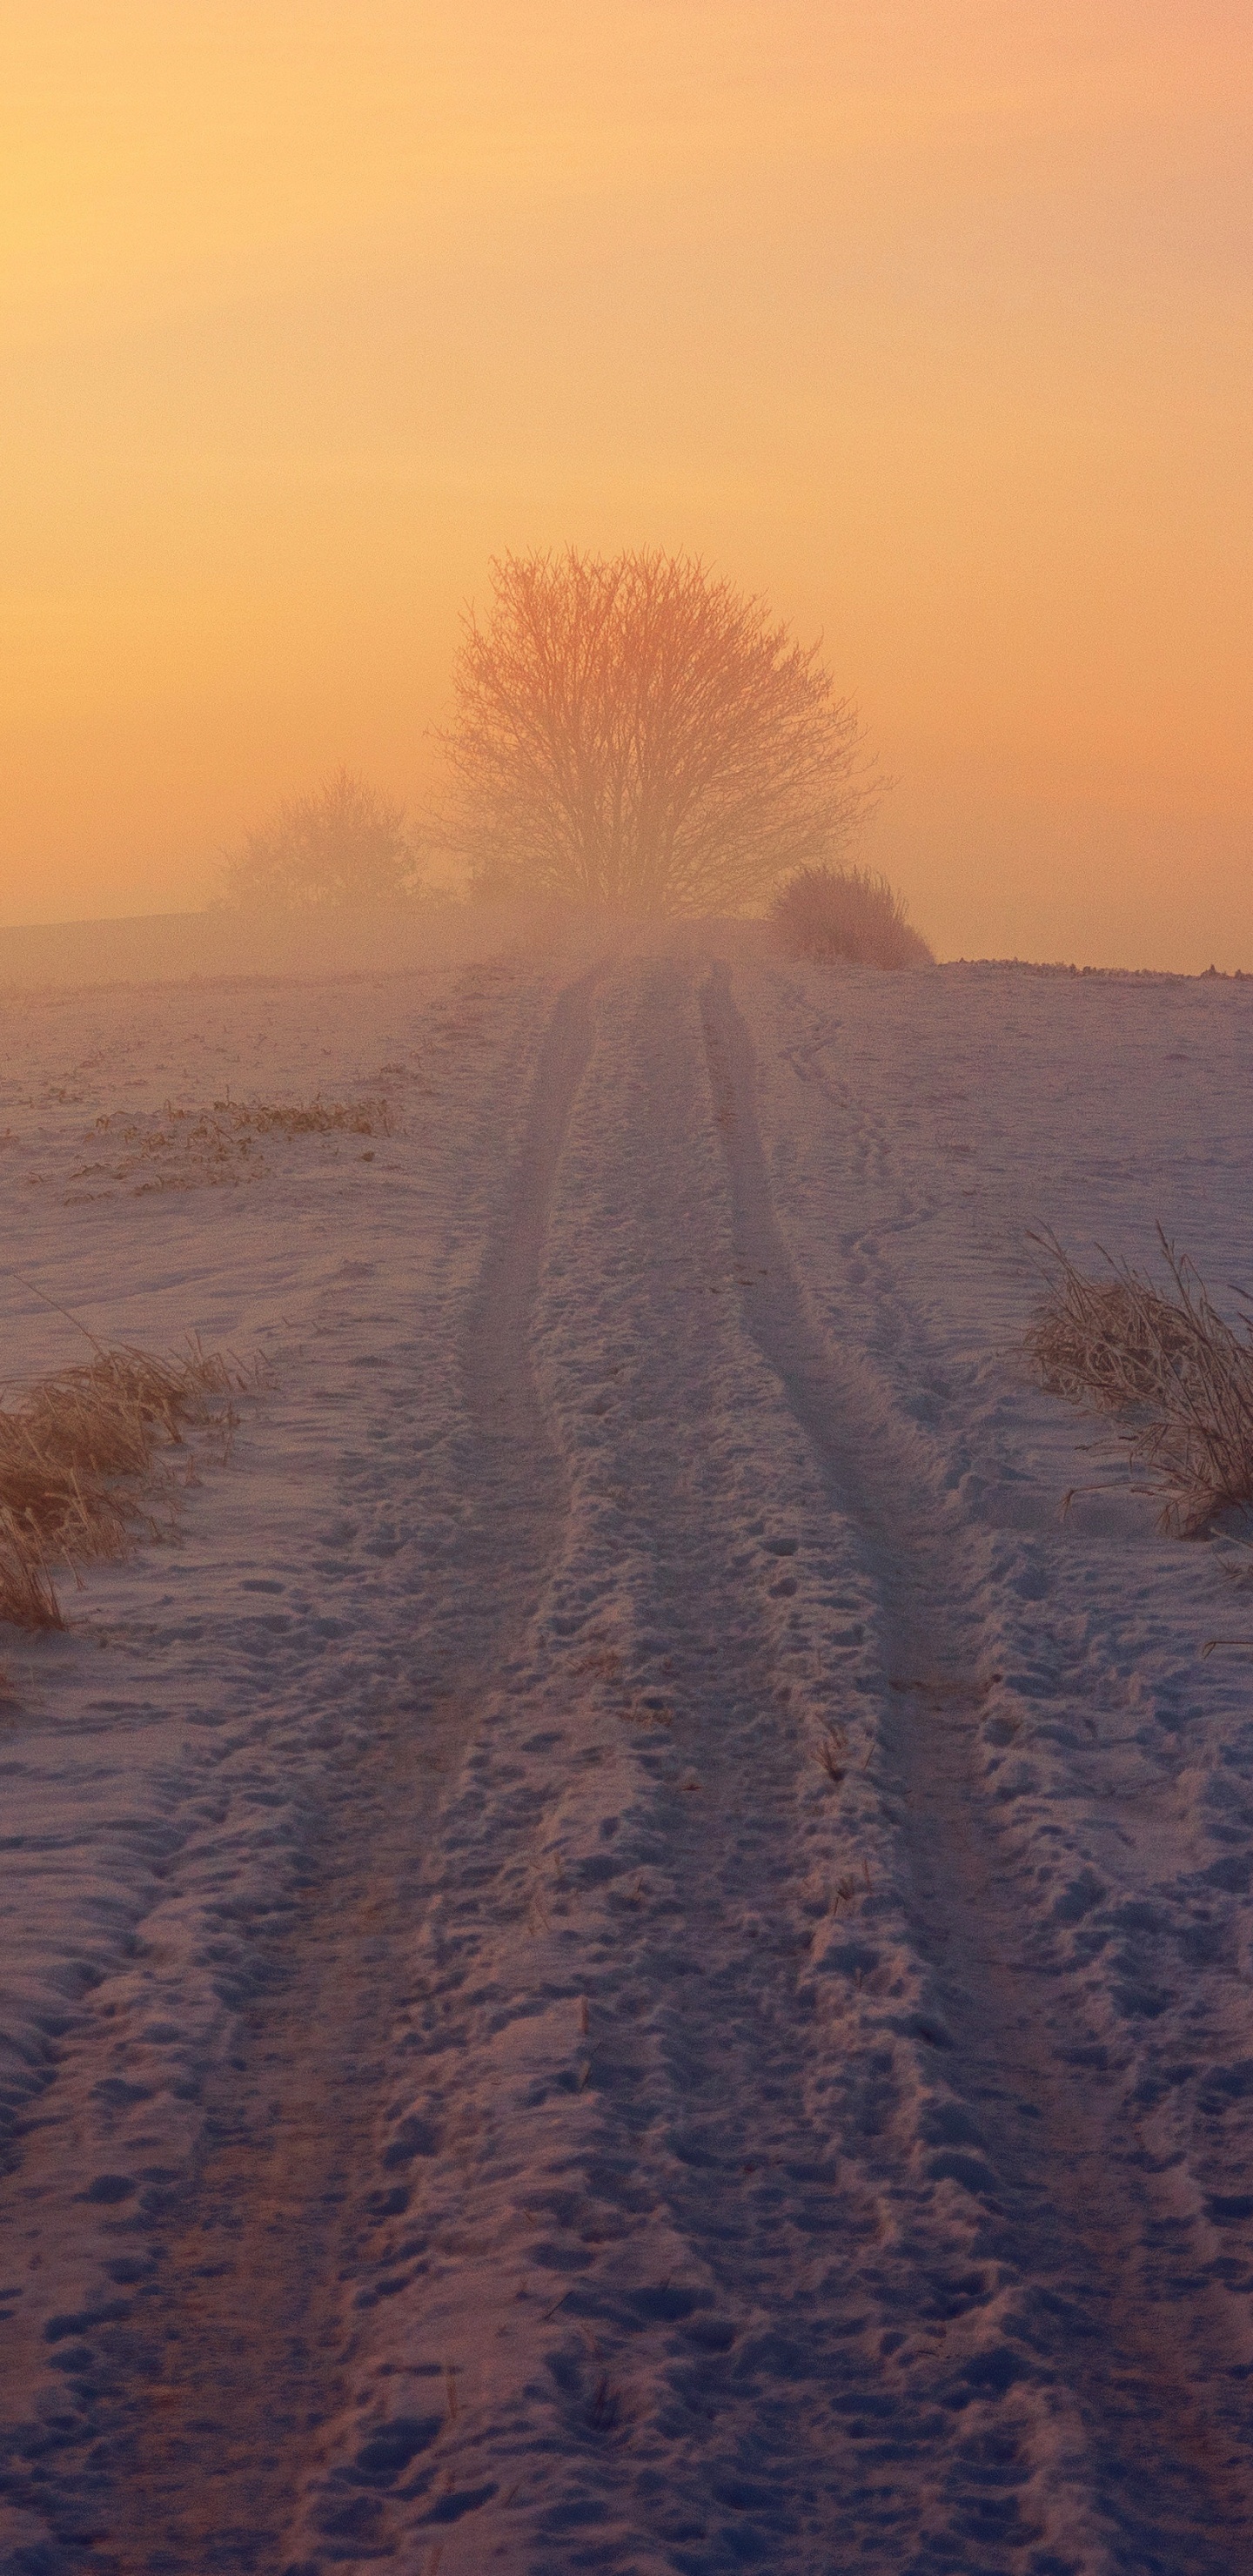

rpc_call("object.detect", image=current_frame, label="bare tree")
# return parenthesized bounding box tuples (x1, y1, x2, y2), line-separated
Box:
(221, 767, 423, 910)
(437, 549, 879, 912)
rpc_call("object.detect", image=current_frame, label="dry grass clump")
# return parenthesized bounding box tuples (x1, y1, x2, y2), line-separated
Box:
(1024, 1227, 1253, 1536)
(771, 864, 934, 969)
(0, 1341, 240, 1628)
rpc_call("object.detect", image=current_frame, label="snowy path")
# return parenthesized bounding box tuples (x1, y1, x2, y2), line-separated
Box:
(1, 943, 1252, 2573)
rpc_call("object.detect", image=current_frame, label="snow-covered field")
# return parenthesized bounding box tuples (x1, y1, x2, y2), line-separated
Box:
(1, 930, 1251, 2574)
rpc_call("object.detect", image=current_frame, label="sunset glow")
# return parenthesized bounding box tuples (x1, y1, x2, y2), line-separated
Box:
(4, 1, 1250, 962)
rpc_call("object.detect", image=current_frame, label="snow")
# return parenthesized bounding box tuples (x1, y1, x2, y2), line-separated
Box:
(1, 931, 1252, 2573)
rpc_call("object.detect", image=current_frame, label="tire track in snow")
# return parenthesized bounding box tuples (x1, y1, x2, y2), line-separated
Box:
(701, 963, 1253, 2573)
(40, 969, 603, 2576)
(284, 956, 1107, 2572)
(457, 968, 605, 1610)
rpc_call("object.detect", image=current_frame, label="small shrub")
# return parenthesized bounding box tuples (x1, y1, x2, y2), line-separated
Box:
(771, 865, 933, 969)
(1024, 1227, 1253, 1536)
(0, 1342, 243, 1628)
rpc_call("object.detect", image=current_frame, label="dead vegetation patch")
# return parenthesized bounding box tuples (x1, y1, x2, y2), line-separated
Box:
(216, 1096, 394, 1138)
(67, 1093, 394, 1196)
(0, 1341, 245, 1627)
(1024, 1227, 1253, 1536)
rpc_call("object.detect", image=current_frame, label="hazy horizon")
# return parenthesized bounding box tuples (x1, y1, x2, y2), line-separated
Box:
(5, 2, 1250, 969)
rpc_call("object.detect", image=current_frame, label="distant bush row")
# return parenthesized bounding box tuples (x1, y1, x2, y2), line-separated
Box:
(216, 548, 936, 959)
(219, 775, 934, 970)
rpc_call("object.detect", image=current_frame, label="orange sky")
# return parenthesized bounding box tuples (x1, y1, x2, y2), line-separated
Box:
(3, 0, 1250, 963)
